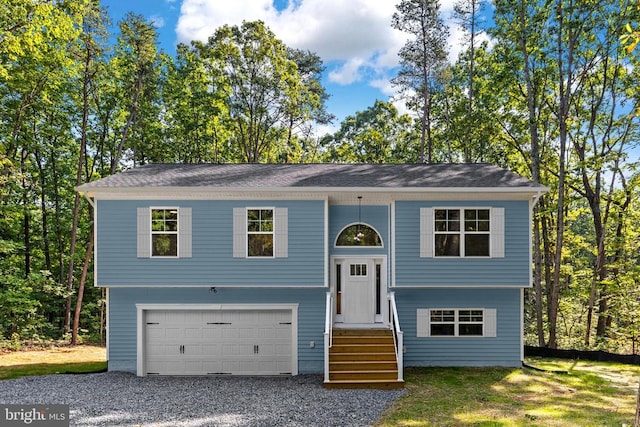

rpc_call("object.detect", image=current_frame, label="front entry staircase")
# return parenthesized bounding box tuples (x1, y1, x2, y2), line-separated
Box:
(323, 328, 404, 389)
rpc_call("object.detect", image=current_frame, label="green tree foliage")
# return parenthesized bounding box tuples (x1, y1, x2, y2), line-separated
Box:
(453, 0, 486, 161)
(490, 0, 640, 350)
(0, 0, 639, 359)
(196, 20, 321, 163)
(162, 42, 231, 163)
(320, 100, 418, 163)
(391, 0, 449, 163)
(110, 13, 162, 169)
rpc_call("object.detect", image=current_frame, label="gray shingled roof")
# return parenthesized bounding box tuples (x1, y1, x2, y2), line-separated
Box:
(77, 163, 544, 190)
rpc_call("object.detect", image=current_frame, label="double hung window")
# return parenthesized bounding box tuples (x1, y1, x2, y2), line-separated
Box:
(137, 207, 191, 258)
(233, 207, 287, 258)
(151, 208, 178, 257)
(247, 209, 274, 257)
(434, 208, 490, 257)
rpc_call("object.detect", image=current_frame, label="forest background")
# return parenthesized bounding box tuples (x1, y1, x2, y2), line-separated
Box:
(1, 0, 639, 353)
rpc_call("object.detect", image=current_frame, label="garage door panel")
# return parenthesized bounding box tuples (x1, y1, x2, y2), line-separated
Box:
(184, 328, 202, 339)
(221, 343, 255, 357)
(258, 327, 277, 339)
(183, 361, 203, 373)
(146, 311, 165, 323)
(256, 343, 275, 356)
(203, 311, 224, 323)
(235, 327, 258, 339)
(201, 343, 221, 354)
(258, 361, 277, 372)
(144, 308, 293, 376)
(149, 360, 184, 374)
(148, 343, 182, 356)
(164, 328, 182, 340)
(276, 345, 292, 356)
(202, 363, 223, 374)
(183, 344, 204, 356)
(275, 327, 290, 339)
(202, 328, 222, 339)
(146, 327, 166, 340)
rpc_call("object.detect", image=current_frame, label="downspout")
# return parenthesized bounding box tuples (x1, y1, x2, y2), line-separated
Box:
(524, 190, 545, 363)
(77, 190, 98, 289)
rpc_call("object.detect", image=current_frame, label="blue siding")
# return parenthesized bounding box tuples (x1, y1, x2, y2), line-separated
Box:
(329, 205, 389, 256)
(97, 200, 325, 286)
(108, 287, 326, 374)
(395, 200, 530, 286)
(395, 288, 522, 366)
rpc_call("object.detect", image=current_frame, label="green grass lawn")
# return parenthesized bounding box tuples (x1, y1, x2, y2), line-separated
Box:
(0, 346, 107, 380)
(376, 358, 640, 426)
(1, 347, 638, 426)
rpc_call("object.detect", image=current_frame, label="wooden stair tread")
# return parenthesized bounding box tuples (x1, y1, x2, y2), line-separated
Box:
(329, 369, 398, 374)
(323, 379, 405, 390)
(330, 360, 397, 365)
(325, 328, 403, 389)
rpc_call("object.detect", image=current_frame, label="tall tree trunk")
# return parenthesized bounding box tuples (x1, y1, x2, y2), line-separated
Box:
(65, 44, 92, 334)
(112, 75, 142, 173)
(518, 0, 544, 346)
(548, 0, 573, 349)
(71, 227, 93, 345)
(21, 148, 30, 277)
(465, 0, 476, 162)
(34, 149, 51, 272)
(50, 147, 65, 285)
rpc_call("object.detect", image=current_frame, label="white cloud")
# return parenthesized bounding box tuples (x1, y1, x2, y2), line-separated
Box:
(150, 15, 166, 29)
(328, 57, 366, 85)
(369, 78, 395, 98)
(174, 0, 493, 122)
(176, 0, 405, 85)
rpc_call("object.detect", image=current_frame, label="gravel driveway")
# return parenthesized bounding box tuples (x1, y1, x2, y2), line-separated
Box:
(0, 372, 406, 426)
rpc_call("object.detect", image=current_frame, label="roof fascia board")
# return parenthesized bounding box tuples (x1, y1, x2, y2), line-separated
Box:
(78, 185, 548, 197)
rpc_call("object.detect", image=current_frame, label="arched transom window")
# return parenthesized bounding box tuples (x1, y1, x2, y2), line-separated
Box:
(336, 223, 383, 247)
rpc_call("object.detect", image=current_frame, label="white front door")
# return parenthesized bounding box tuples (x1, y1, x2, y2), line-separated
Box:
(342, 259, 375, 324)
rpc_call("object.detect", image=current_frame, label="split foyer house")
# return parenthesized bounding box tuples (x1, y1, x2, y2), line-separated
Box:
(76, 163, 547, 388)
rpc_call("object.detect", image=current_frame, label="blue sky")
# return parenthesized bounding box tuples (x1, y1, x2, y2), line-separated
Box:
(100, 0, 480, 133)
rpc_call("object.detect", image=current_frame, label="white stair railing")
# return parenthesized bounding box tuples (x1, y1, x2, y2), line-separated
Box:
(323, 292, 333, 382)
(388, 292, 404, 382)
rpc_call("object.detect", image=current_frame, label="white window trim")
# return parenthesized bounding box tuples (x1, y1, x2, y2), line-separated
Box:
(349, 263, 368, 277)
(246, 206, 275, 258)
(431, 206, 493, 259)
(150, 206, 180, 258)
(420, 206, 505, 260)
(417, 308, 497, 338)
(334, 222, 385, 248)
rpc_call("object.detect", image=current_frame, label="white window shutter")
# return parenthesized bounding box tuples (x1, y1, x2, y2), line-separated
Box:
(416, 309, 431, 337)
(419, 208, 433, 258)
(274, 207, 288, 258)
(233, 208, 246, 258)
(491, 207, 505, 258)
(484, 309, 497, 337)
(137, 207, 151, 258)
(178, 208, 192, 258)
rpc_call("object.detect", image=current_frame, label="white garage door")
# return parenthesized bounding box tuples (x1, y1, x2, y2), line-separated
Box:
(144, 309, 293, 375)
